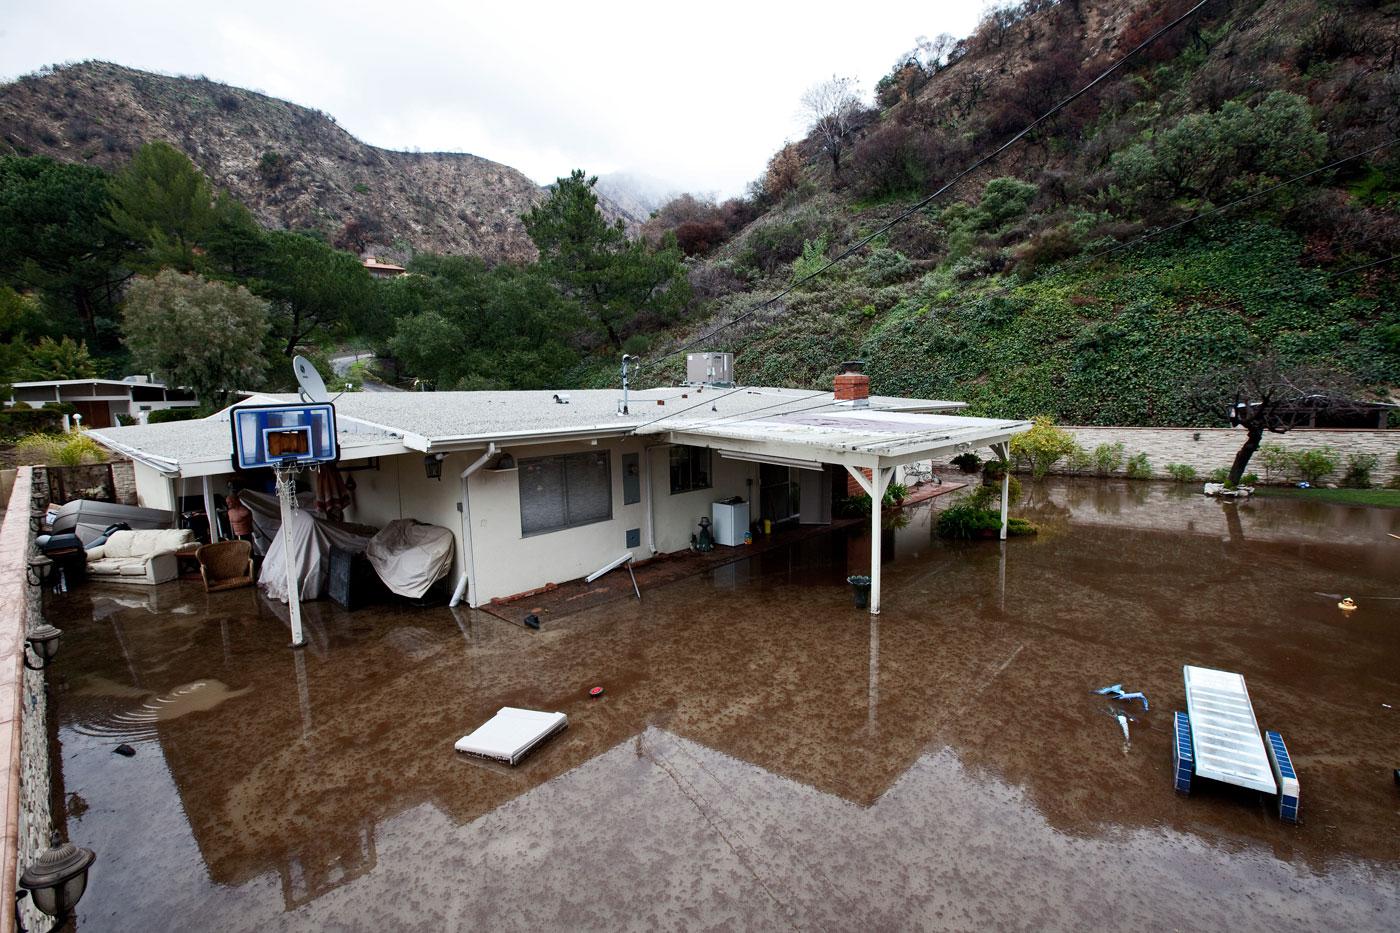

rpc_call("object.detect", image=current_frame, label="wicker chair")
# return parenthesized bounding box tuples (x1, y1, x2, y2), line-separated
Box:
(196, 540, 255, 592)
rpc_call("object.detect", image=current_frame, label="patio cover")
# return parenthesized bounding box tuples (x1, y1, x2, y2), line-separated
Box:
(649, 407, 1032, 615)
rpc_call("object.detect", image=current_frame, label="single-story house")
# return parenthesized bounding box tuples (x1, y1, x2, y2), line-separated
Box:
(9, 376, 198, 428)
(87, 366, 1029, 614)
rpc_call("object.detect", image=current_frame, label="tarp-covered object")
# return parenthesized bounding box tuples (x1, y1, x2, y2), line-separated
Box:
(366, 519, 455, 599)
(260, 509, 327, 603)
(259, 508, 377, 602)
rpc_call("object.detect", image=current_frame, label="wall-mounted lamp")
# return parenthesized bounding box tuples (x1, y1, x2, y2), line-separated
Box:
(23, 623, 62, 671)
(424, 453, 446, 481)
(17, 831, 95, 929)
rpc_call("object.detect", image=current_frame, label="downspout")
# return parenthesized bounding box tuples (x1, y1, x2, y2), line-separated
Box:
(449, 443, 497, 608)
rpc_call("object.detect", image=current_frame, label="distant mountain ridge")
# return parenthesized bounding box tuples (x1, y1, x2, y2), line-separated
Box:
(0, 61, 642, 262)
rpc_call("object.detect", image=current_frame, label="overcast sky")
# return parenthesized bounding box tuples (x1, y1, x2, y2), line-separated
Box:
(0, 1, 984, 197)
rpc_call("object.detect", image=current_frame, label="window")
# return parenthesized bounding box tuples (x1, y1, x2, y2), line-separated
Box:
(669, 445, 712, 494)
(519, 451, 612, 536)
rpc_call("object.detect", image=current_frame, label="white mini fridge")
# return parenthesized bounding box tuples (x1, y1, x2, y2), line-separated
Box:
(711, 499, 749, 547)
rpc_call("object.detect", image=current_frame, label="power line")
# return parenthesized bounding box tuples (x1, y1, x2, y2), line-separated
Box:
(628, 384, 752, 431)
(647, 0, 1213, 367)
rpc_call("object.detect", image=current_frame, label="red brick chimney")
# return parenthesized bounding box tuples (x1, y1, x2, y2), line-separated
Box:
(834, 360, 870, 403)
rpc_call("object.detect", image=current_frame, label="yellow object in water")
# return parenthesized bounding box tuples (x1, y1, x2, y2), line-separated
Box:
(1338, 597, 1358, 612)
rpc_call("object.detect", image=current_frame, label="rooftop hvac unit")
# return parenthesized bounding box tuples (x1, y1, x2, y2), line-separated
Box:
(686, 352, 734, 387)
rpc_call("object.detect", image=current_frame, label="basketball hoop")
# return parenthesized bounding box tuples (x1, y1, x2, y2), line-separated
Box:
(231, 403, 339, 649)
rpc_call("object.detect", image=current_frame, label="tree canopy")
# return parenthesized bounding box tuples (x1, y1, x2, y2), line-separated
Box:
(387, 255, 583, 390)
(107, 141, 214, 272)
(523, 170, 690, 350)
(0, 155, 128, 349)
(122, 269, 270, 406)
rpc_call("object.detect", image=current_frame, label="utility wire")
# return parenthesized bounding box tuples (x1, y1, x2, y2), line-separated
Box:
(628, 384, 752, 431)
(646, 0, 1213, 367)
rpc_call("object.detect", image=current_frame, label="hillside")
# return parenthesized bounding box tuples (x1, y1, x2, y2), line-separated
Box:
(617, 0, 1400, 425)
(0, 61, 641, 262)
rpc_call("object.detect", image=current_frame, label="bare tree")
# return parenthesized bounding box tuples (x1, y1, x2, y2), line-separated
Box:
(800, 76, 864, 175)
(1192, 358, 1370, 485)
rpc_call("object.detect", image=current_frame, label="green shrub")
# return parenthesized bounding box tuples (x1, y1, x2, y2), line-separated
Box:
(12, 432, 105, 466)
(1165, 463, 1197, 482)
(1207, 467, 1230, 483)
(883, 482, 908, 505)
(1340, 452, 1379, 489)
(1066, 444, 1094, 475)
(951, 452, 982, 473)
(0, 406, 66, 439)
(1241, 473, 1259, 486)
(1125, 452, 1152, 479)
(1010, 416, 1077, 478)
(863, 248, 913, 285)
(147, 407, 201, 424)
(935, 503, 999, 539)
(790, 235, 830, 284)
(1291, 446, 1340, 484)
(1093, 442, 1125, 475)
(1006, 517, 1039, 536)
(1258, 443, 1292, 483)
(935, 503, 1038, 539)
(836, 495, 872, 518)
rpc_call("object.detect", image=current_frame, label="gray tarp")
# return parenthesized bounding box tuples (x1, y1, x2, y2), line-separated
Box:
(252, 496, 377, 603)
(366, 519, 455, 599)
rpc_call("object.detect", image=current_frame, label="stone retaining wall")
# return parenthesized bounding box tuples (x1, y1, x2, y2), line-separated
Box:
(0, 467, 54, 933)
(931, 427, 1399, 485)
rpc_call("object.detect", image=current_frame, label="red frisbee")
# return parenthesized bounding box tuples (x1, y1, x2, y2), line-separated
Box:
(588, 686, 605, 698)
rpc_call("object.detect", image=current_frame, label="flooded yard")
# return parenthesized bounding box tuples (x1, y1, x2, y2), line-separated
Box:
(42, 480, 1400, 931)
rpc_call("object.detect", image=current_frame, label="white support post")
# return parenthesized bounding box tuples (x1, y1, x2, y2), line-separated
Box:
(869, 466, 892, 615)
(202, 475, 222, 542)
(276, 465, 306, 648)
(993, 442, 1010, 541)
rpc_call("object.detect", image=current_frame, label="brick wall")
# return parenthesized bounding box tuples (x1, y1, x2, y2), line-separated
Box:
(111, 459, 137, 505)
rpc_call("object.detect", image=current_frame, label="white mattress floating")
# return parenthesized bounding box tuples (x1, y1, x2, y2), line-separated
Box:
(454, 707, 567, 766)
(1183, 665, 1277, 795)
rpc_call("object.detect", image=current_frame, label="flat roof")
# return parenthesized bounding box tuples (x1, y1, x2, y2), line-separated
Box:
(241, 387, 965, 451)
(88, 409, 410, 476)
(85, 386, 1023, 477)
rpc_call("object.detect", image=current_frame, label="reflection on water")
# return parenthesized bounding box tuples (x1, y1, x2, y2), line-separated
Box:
(45, 479, 1400, 931)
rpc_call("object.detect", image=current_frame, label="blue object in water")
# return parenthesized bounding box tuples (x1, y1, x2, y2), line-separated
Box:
(1265, 730, 1300, 823)
(1173, 711, 1194, 794)
(1115, 691, 1150, 711)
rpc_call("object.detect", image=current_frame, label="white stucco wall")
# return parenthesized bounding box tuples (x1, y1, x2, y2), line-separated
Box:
(132, 462, 174, 510)
(345, 437, 759, 605)
(125, 436, 764, 606)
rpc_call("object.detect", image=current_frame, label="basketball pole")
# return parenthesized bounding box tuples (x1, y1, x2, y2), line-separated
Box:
(276, 462, 307, 648)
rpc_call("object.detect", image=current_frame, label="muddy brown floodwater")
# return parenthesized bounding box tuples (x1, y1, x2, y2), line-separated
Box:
(40, 480, 1400, 932)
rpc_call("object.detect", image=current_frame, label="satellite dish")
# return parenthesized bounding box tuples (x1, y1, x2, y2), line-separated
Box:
(292, 355, 331, 403)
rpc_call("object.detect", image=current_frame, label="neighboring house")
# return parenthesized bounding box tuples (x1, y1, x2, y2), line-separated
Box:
(9, 376, 198, 428)
(362, 258, 407, 279)
(87, 365, 1030, 613)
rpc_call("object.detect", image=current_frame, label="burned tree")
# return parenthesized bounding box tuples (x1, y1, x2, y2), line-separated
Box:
(1194, 359, 1370, 485)
(800, 76, 864, 175)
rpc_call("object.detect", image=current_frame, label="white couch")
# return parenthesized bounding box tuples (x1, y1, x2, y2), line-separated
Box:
(84, 529, 194, 585)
